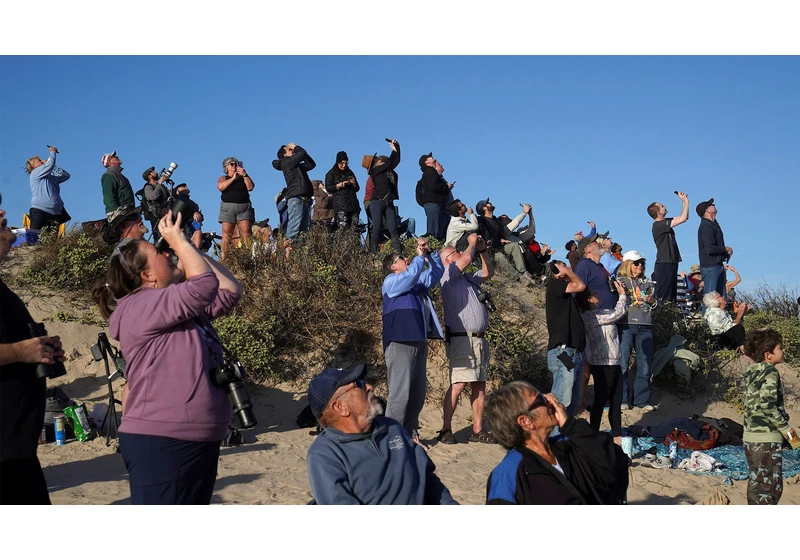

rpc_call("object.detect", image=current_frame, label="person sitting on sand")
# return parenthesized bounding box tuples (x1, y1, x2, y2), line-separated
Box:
(484, 381, 628, 505)
(702, 291, 750, 352)
(305, 364, 457, 505)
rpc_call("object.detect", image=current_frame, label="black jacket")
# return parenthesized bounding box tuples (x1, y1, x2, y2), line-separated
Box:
(325, 166, 361, 213)
(418, 167, 450, 206)
(697, 218, 728, 267)
(368, 144, 401, 202)
(486, 418, 629, 505)
(272, 146, 316, 200)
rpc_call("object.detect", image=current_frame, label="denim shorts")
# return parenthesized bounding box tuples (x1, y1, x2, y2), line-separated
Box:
(218, 201, 254, 224)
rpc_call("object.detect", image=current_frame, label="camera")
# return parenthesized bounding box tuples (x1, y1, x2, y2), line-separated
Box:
(159, 161, 179, 184)
(154, 196, 195, 253)
(210, 360, 257, 430)
(28, 323, 67, 380)
(477, 290, 496, 313)
(543, 260, 565, 281)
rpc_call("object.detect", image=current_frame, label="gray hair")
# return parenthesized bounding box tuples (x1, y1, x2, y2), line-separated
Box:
(484, 381, 538, 450)
(702, 291, 722, 309)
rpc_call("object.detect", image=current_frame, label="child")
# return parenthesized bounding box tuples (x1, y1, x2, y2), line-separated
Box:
(577, 281, 628, 445)
(742, 329, 799, 505)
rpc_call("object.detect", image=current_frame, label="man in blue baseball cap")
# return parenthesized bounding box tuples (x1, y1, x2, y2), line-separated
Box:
(305, 364, 457, 505)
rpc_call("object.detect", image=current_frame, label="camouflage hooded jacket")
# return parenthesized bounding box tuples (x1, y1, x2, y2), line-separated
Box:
(743, 362, 791, 444)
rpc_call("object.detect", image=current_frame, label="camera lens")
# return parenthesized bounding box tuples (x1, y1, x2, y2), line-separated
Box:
(226, 380, 257, 429)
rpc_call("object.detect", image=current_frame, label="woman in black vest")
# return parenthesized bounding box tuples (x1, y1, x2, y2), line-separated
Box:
(217, 156, 255, 260)
(364, 139, 402, 253)
(325, 151, 361, 231)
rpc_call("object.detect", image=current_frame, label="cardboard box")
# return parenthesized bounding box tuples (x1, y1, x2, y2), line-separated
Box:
(11, 228, 40, 247)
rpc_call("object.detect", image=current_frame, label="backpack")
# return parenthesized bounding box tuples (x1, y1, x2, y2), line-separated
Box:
(135, 187, 159, 222)
(415, 178, 426, 207)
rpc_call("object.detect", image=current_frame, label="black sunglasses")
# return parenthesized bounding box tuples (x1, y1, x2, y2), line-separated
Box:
(527, 392, 547, 412)
(632, 259, 646, 266)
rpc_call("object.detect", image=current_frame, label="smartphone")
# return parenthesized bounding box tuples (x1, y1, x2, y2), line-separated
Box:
(674, 190, 679, 195)
(557, 351, 575, 371)
(237, 161, 244, 168)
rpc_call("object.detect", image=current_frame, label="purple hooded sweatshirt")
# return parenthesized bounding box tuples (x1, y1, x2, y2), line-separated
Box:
(110, 272, 240, 442)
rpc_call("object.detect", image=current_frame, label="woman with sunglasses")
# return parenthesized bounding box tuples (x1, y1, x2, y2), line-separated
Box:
(92, 211, 242, 504)
(484, 381, 628, 504)
(217, 156, 255, 259)
(616, 250, 657, 412)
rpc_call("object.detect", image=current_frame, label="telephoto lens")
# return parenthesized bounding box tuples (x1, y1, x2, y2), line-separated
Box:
(27, 323, 67, 380)
(226, 378, 257, 430)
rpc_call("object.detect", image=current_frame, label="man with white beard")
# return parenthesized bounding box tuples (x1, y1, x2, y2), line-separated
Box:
(305, 364, 457, 505)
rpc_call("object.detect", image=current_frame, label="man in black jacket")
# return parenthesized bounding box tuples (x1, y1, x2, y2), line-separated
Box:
(696, 198, 733, 304)
(0, 196, 64, 504)
(484, 381, 628, 505)
(273, 142, 316, 241)
(418, 153, 453, 241)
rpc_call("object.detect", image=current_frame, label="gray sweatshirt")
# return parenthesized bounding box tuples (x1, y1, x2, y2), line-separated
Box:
(307, 416, 458, 505)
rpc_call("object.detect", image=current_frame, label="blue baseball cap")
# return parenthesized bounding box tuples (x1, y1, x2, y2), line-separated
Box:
(307, 364, 366, 420)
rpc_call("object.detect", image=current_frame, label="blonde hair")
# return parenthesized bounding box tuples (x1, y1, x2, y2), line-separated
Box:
(25, 156, 40, 174)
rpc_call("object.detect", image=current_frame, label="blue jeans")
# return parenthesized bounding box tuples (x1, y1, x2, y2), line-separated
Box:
(286, 196, 310, 240)
(547, 347, 584, 418)
(423, 203, 448, 241)
(619, 324, 653, 407)
(700, 265, 726, 310)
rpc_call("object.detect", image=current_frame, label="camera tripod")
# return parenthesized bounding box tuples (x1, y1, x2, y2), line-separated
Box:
(92, 333, 125, 447)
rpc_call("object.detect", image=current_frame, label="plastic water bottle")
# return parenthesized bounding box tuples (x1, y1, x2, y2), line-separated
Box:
(669, 440, 679, 468)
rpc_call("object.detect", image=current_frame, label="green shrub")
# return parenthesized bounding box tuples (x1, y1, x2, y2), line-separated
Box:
(212, 314, 290, 385)
(22, 227, 112, 295)
(743, 311, 800, 369)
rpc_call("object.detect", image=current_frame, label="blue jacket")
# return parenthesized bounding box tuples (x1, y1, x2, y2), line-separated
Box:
(29, 152, 69, 214)
(382, 252, 444, 349)
(307, 416, 458, 505)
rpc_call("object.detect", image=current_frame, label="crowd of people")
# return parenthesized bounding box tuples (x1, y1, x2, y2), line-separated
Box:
(2, 141, 798, 507)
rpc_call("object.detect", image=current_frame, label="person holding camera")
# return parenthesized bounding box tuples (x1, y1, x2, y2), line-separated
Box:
(217, 156, 255, 259)
(141, 166, 170, 235)
(544, 261, 587, 422)
(0, 200, 63, 504)
(325, 151, 361, 231)
(436, 233, 496, 445)
(574, 234, 619, 311)
(444, 199, 479, 251)
(365, 139, 402, 254)
(380, 237, 444, 445)
(417, 152, 453, 241)
(26, 146, 71, 233)
(92, 210, 243, 504)
(647, 191, 689, 303)
(273, 143, 316, 241)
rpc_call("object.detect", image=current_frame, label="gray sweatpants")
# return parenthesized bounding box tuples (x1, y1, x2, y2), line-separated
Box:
(384, 341, 428, 439)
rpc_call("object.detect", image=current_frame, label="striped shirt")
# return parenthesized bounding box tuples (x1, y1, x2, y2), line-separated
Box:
(439, 263, 488, 333)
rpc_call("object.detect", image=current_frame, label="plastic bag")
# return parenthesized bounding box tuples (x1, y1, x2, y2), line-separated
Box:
(63, 404, 94, 442)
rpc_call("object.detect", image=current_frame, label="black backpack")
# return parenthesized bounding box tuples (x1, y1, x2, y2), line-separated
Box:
(415, 178, 426, 207)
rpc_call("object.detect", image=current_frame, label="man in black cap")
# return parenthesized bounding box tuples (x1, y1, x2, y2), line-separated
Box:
(305, 364, 457, 505)
(417, 153, 453, 241)
(697, 198, 733, 304)
(0, 195, 62, 504)
(141, 166, 171, 234)
(647, 191, 690, 303)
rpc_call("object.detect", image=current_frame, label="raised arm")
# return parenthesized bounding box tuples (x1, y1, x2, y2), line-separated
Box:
(670, 192, 690, 227)
(725, 265, 741, 290)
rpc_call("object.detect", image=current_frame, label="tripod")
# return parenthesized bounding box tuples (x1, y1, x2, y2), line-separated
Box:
(92, 333, 125, 447)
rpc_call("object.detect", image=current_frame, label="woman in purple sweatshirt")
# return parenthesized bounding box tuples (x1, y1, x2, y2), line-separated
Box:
(93, 210, 242, 504)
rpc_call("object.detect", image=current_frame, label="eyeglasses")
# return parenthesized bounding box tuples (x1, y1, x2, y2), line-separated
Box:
(111, 245, 133, 274)
(441, 251, 457, 261)
(527, 392, 547, 412)
(336, 378, 366, 399)
(632, 260, 646, 267)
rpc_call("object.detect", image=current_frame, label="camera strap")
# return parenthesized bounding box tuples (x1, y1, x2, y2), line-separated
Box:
(192, 318, 231, 368)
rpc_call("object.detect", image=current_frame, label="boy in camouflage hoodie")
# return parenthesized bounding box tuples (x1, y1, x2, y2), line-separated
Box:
(742, 329, 799, 505)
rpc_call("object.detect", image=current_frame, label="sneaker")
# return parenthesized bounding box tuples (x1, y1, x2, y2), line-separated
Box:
(436, 429, 457, 445)
(639, 404, 656, 412)
(620, 404, 631, 411)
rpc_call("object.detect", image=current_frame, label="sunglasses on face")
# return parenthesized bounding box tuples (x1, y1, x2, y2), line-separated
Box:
(632, 260, 646, 266)
(527, 392, 547, 412)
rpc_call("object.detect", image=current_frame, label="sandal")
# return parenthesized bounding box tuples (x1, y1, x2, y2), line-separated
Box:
(436, 429, 457, 445)
(469, 430, 497, 444)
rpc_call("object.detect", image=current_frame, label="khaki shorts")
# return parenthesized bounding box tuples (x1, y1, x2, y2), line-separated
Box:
(446, 336, 489, 384)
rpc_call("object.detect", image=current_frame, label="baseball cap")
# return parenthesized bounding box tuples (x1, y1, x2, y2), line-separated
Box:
(622, 250, 644, 262)
(101, 151, 117, 167)
(696, 198, 715, 217)
(254, 218, 270, 228)
(418, 152, 433, 169)
(476, 197, 491, 215)
(596, 230, 610, 239)
(142, 166, 155, 181)
(307, 364, 366, 420)
(577, 233, 599, 255)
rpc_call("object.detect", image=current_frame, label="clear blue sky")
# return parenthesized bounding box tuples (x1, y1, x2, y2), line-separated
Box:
(1, 56, 798, 293)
